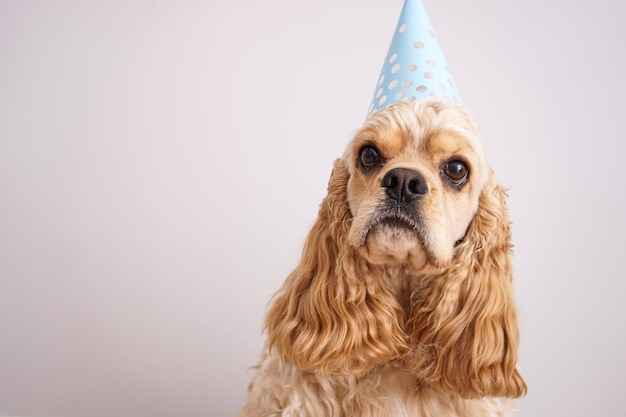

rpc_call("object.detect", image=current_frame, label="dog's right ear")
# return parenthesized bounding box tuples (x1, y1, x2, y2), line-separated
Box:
(405, 175, 527, 398)
(266, 158, 407, 375)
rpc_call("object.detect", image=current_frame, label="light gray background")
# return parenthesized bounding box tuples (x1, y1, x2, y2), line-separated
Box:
(1, 0, 625, 416)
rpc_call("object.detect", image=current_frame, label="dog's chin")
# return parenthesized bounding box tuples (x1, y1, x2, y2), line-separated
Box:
(364, 221, 431, 271)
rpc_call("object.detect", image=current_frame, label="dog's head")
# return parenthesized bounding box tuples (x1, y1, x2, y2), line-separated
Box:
(266, 100, 526, 399)
(344, 100, 488, 273)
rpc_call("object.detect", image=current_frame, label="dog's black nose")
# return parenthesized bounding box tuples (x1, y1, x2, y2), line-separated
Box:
(381, 168, 428, 203)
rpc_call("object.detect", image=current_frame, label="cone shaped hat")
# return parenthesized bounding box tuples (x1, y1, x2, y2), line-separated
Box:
(368, 0, 461, 115)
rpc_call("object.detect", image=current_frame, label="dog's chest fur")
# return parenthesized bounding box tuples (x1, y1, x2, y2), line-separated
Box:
(240, 349, 515, 417)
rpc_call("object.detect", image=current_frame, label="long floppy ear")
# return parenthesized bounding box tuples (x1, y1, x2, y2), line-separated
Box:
(406, 173, 527, 398)
(266, 158, 407, 375)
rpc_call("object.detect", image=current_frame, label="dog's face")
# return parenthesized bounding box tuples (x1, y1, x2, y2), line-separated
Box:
(344, 100, 489, 272)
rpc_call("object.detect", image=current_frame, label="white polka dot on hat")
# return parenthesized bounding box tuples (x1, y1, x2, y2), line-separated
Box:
(367, 0, 461, 115)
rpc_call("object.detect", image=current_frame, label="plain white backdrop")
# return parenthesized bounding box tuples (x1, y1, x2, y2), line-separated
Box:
(1, 0, 625, 416)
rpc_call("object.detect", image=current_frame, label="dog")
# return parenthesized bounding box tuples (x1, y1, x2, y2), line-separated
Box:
(237, 99, 526, 417)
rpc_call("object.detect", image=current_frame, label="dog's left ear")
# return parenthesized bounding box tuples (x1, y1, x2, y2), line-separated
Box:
(406, 173, 527, 398)
(265, 159, 407, 376)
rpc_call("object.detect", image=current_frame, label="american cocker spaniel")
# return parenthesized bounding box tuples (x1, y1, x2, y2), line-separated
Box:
(238, 100, 526, 417)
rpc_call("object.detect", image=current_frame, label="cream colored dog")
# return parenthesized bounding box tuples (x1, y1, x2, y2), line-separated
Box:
(238, 100, 526, 417)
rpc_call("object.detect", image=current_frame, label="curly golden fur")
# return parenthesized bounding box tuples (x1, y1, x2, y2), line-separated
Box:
(238, 100, 526, 417)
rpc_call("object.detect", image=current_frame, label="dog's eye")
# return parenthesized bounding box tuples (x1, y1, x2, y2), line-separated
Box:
(442, 160, 469, 187)
(359, 146, 382, 171)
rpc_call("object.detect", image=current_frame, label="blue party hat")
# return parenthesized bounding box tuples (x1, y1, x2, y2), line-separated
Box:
(367, 0, 461, 115)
